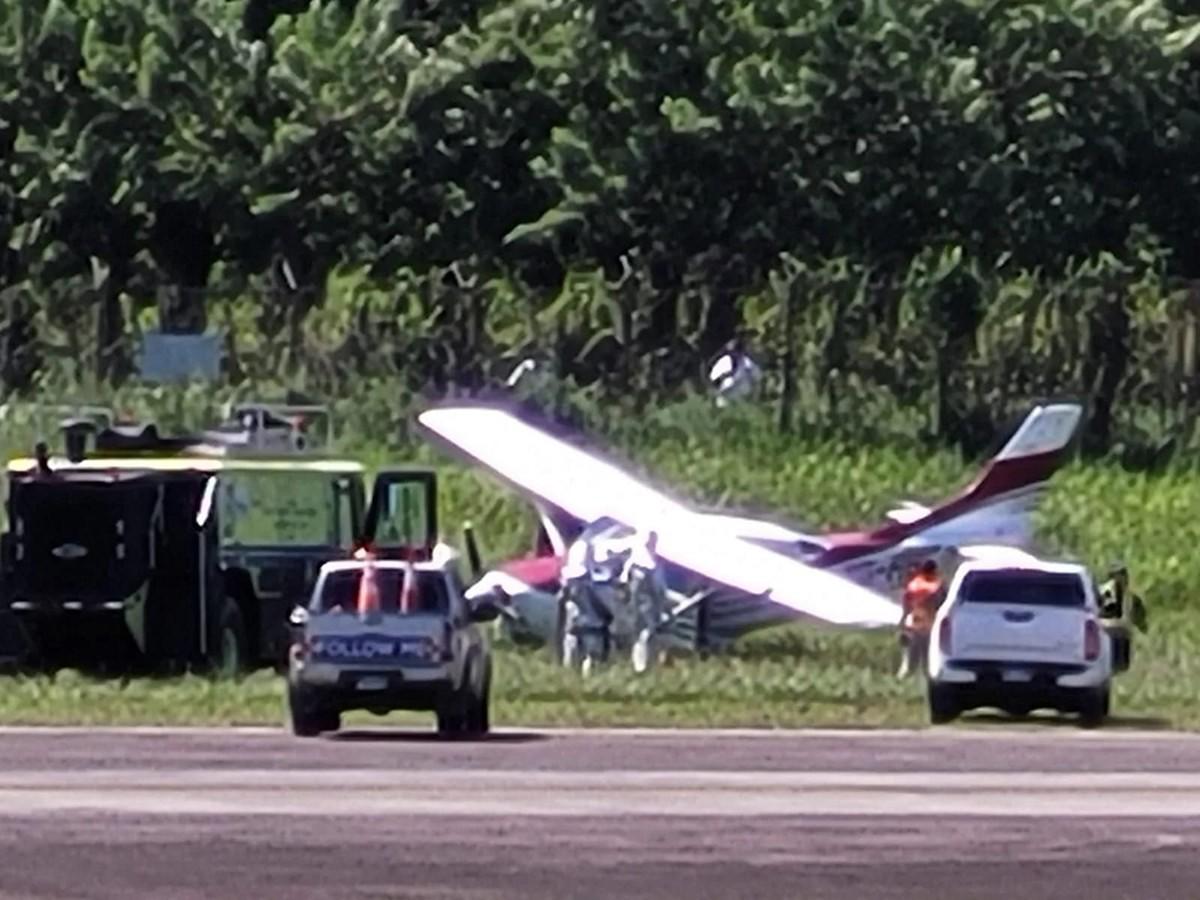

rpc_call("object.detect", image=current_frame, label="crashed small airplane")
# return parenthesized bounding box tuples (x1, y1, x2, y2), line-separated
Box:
(417, 401, 1083, 655)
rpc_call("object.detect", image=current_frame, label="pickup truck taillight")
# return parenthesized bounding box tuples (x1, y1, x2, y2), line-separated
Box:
(938, 616, 952, 656)
(290, 637, 311, 665)
(1084, 618, 1100, 661)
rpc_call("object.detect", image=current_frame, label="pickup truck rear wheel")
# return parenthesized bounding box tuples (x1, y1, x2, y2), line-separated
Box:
(437, 679, 470, 737)
(927, 683, 960, 725)
(436, 703, 467, 736)
(290, 709, 340, 737)
(466, 668, 491, 737)
(1078, 685, 1110, 728)
(287, 684, 340, 737)
(440, 662, 491, 739)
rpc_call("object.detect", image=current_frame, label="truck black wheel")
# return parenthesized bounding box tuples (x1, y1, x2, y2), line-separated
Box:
(465, 668, 491, 737)
(478, 679, 491, 735)
(439, 663, 485, 738)
(927, 682, 960, 724)
(0, 611, 38, 673)
(437, 689, 466, 736)
(287, 684, 339, 737)
(212, 599, 249, 678)
(1078, 686, 1110, 728)
(436, 703, 466, 737)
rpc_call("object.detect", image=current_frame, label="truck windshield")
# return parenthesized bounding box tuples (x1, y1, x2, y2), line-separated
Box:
(959, 570, 1086, 608)
(220, 470, 339, 547)
(315, 568, 449, 615)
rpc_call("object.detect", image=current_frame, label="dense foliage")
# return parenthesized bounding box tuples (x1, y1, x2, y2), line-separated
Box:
(4, 0, 1200, 452)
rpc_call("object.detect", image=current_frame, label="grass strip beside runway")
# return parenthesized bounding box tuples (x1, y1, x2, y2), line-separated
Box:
(0, 617, 1193, 730)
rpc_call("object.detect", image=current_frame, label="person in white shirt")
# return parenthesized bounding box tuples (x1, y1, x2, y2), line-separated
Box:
(558, 534, 619, 674)
(708, 340, 761, 407)
(623, 530, 667, 673)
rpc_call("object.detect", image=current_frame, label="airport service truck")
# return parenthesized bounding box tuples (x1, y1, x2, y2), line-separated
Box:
(0, 404, 438, 675)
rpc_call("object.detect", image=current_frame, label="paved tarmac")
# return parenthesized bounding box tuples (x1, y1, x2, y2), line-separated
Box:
(1, 726, 1198, 898)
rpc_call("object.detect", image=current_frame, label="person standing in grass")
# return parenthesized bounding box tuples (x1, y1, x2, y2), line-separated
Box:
(897, 559, 944, 678)
(623, 530, 666, 674)
(1099, 561, 1147, 671)
(707, 337, 761, 407)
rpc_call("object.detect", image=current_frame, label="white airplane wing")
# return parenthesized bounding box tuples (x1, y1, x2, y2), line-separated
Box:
(418, 405, 899, 628)
(885, 500, 932, 524)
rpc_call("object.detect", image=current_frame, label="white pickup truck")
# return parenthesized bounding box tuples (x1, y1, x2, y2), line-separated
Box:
(925, 558, 1113, 726)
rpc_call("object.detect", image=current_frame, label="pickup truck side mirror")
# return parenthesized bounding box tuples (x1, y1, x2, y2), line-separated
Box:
(288, 605, 309, 628)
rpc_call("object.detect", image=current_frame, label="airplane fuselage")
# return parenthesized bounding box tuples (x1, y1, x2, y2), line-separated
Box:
(477, 482, 1050, 653)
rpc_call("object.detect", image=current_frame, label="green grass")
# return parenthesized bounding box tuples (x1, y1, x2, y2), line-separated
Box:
(0, 614, 1191, 730)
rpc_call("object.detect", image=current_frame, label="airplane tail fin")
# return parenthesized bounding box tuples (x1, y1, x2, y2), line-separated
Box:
(875, 401, 1083, 545)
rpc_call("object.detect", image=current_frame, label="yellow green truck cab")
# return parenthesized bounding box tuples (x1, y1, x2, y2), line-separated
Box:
(0, 404, 437, 675)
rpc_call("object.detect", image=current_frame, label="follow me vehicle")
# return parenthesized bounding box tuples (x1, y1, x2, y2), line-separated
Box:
(286, 550, 502, 738)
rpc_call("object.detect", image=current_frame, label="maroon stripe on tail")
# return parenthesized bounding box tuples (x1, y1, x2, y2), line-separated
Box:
(815, 449, 1066, 567)
(870, 448, 1063, 541)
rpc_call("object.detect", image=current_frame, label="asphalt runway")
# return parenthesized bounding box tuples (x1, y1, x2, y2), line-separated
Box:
(1, 726, 1199, 899)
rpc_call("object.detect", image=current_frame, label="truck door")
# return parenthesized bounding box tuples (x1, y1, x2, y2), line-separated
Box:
(360, 470, 438, 560)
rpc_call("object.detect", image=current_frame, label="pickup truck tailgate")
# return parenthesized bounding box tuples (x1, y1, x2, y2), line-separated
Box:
(947, 569, 1090, 665)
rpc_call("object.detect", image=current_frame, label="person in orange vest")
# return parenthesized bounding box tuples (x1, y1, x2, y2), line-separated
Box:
(897, 559, 944, 678)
